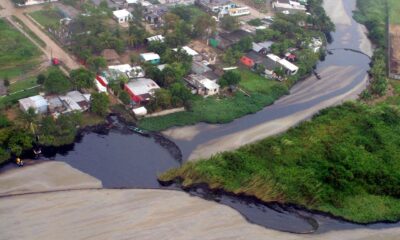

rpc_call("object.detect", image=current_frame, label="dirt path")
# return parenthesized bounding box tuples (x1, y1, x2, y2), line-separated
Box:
(0, 0, 80, 72)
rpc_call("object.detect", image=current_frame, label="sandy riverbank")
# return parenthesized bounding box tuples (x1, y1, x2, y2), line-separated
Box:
(0, 188, 399, 240)
(0, 161, 102, 196)
(0, 161, 399, 239)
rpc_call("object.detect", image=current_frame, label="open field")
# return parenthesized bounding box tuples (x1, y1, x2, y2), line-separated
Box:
(388, 0, 400, 25)
(0, 19, 42, 79)
(138, 69, 288, 131)
(8, 77, 38, 93)
(29, 8, 64, 28)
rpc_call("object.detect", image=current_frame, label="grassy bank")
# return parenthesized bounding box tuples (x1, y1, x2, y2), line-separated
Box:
(160, 95, 400, 223)
(0, 19, 42, 79)
(11, 16, 46, 48)
(138, 70, 288, 131)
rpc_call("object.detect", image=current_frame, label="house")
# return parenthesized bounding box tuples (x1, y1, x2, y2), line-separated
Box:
(185, 74, 220, 96)
(145, 35, 165, 43)
(144, 4, 168, 26)
(160, 0, 195, 5)
(132, 106, 148, 116)
(192, 61, 212, 75)
(19, 95, 48, 114)
(228, 6, 250, 17)
(113, 9, 133, 24)
(101, 49, 120, 65)
(173, 46, 201, 61)
(240, 55, 255, 67)
(66, 91, 91, 111)
(252, 41, 274, 54)
(108, 64, 145, 79)
(267, 54, 299, 75)
(209, 30, 252, 50)
(125, 0, 139, 6)
(124, 78, 160, 103)
(140, 52, 161, 64)
(197, 0, 235, 15)
(272, 0, 306, 14)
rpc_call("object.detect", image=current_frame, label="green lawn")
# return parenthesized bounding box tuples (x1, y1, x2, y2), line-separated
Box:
(8, 77, 38, 93)
(0, 19, 41, 77)
(138, 70, 288, 131)
(11, 16, 46, 47)
(30, 8, 64, 28)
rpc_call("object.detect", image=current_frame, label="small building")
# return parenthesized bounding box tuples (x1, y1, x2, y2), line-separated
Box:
(108, 64, 145, 79)
(185, 74, 220, 96)
(173, 46, 201, 61)
(140, 52, 161, 64)
(101, 49, 120, 65)
(240, 55, 255, 67)
(66, 91, 91, 111)
(272, 0, 306, 14)
(144, 4, 168, 26)
(210, 30, 253, 50)
(160, 0, 195, 5)
(197, 0, 236, 15)
(228, 6, 250, 17)
(19, 95, 48, 114)
(124, 78, 160, 103)
(132, 106, 148, 116)
(267, 54, 299, 75)
(191, 61, 212, 75)
(252, 41, 274, 54)
(145, 35, 165, 43)
(113, 9, 133, 24)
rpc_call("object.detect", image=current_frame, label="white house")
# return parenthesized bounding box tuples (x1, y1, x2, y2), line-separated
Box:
(267, 54, 299, 75)
(19, 95, 48, 114)
(113, 9, 133, 24)
(185, 74, 220, 96)
(146, 35, 165, 43)
(273, 0, 306, 14)
(139, 52, 161, 64)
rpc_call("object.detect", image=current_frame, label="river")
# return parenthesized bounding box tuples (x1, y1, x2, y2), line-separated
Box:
(3, 0, 400, 235)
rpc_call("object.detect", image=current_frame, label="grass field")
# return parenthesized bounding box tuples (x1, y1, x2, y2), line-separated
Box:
(138, 70, 288, 131)
(0, 19, 41, 79)
(0, 88, 40, 109)
(30, 8, 64, 28)
(8, 77, 38, 93)
(388, 0, 400, 25)
(11, 16, 46, 47)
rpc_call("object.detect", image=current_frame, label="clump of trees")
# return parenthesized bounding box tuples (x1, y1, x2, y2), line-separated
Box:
(91, 92, 109, 117)
(70, 68, 95, 90)
(219, 70, 242, 87)
(44, 68, 71, 94)
(362, 50, 388, 99)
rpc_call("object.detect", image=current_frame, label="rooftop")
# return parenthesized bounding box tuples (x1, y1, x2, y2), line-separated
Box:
(125, 78, 160, 96)
(140, 52, 160, 61)
(113, 9, 132, 18)
(173, 46, 199, 56)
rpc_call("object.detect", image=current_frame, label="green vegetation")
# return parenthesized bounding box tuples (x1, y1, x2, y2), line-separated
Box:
(43, 68, 71, 94)
(7, 77, 38, 93)
(354, 0, 388, 98)
(138, 69, 288, 131)
(30, 8, 64, 29)
(160, 101, 400, 223)
(353, 0, 386, 47)
(159, 0, 400, 223)
(0, 19, 41, 79)
(11, 16, 46, 47)
(247, 18, 263, 27)
(388, 0, 400, 25)
(91, 92, 110, 117)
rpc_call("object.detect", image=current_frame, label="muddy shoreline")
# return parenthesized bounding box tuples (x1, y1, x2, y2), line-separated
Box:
(159, 178, 400, 232)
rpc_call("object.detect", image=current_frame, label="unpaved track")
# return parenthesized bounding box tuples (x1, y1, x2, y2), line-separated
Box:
(0, 0, 80, 71)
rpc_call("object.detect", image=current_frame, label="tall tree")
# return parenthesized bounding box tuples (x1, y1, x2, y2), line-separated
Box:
(90, 92, 109, 117)
(70, 68, 95, 90)
(44, 68, 71, 94)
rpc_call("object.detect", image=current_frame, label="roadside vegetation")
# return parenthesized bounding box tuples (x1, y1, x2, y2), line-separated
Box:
(159, 0, 400, 223)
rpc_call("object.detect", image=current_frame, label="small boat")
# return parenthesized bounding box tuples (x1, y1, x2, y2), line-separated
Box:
(33, 148, 42, 155)
(127, 126, 150, 137)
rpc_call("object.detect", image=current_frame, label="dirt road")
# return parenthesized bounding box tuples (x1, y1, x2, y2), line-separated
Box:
(0, 0, 80, 71)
